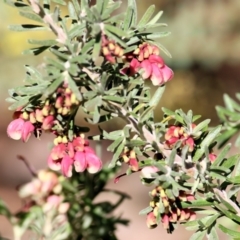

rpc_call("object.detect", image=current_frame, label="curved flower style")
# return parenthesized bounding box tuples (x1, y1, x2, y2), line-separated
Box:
(48, 135, 102, 177)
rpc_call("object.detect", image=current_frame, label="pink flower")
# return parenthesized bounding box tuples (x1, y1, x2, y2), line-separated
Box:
(74, 151, 87, 172)
(162, 214, 170, 229)
(121, 43, 174, 86)
(141, 166, 159, 178)
(146, 212, 157, 229)
(61, 155, 74, 177)
(21, 121, 35, 142)
(7, 118, 25, 140)
(129, 158, 139, 171)
(42, 115, 55, 130)
(85, 147, 102, 174)
(48, 155, 61, 171)
(209, 153, 217, 163)
(51, 143, 66, 160)
(7, 119, 34, 142)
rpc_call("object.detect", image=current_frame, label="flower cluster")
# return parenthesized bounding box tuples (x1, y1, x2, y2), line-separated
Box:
(121, 148, 139, 171)
(146, 187, 196, 232)
(17, 170, 70, 237)
(101, 35, 124, 63)
(48, 134, 102, 177)
(122, 42, 173, 86)
(7, 84, 80, 142)
(164, 125, 195, 152)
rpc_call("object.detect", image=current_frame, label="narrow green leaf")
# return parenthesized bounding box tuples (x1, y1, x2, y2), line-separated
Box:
(28, 39, 56, 46)
(193, 126, 221, 162)
(68, 76, 82, 101)
(167, 149, 176, 167)
(189, 231, 206, 240)
(212, 143, 231, 166)
(123, 7, 134, 31)
(216, 128, 238, 148)
(8, 97, 30, 110)
(22, 46, 50, 55)
(152, 41, 172, 58)
(108, 142, 125, 168)
(4, 0, 29, 8)
(105, 29, 127, 47)
(107, 137, 123, 152)
(140, 106, 155, 122)
(9, 24, 47, 31)
(192, 119, 210, 134)
(92, 35, 101, 61)
(43, 77, 63, 97)
(219, 224, 240, 238)
(105, 24, 127, 38)
(19, 11, 43, 23)
(138, 5, 155, 27)
(139, 206, 153, 215)
(52, 0, 66, 5)
(181, 200, 213, 208)
(149, 86, 165, 108)
(128, 0, 137, 26)
(147, 10, 163, 25)
(234, 154, 240, 177)
(227, 175, 240, 184)
(103, 95, 125, 103)
(207, 227, 219, 240)
(146, 31, 171, 39)
(223, 94, 235, 112)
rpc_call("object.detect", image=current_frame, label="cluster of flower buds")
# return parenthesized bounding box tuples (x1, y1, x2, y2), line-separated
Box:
(7, 84, 80, 142)
(146, 187, 196, 231)
(48, 133, 102, 177)
(121, 42, 173, 86)
(164, 125, 195, 152)
(101, 35, 124, 63)
(18, 170, 70, 237)
(53, 85, 80, 116)
(121, 147, 139, 171)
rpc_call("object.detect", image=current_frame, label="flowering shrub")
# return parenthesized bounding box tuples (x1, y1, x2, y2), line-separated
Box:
(1, 0, 240, 240)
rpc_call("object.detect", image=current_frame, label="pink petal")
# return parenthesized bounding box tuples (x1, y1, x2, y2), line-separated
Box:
(141, 166, 158, 178)
(85, 150, 102, 174)
(21, 121, 35, 142)
(61, 156, 74, 177)
(51, 143, 66, 160)
(148, 55, 164, 66)
(7, 118, 25, 140)
(67, 142, 75, 158)
(129, 58, 141, 76)
(150, 64, 164, 86)
(74, 151, 87, 172)
(161, 64, 174, 82)
(48, 156, 61, 171)
(42, 115, 54, 130)
(140, 60, 152, 79)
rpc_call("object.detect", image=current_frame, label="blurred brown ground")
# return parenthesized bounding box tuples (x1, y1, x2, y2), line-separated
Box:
(1, 0, 240, 239)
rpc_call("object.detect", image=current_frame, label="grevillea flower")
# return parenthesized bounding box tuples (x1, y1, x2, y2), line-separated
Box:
(7, 118, 34, 142)
(146, 212, 157, 229)
(209, 153, 217, 163)
(7, 118, 25, 140)
(141, 166, 159, 179)
(48, 135, 102, 177)
(121, 43, 173, 86)
(84, 147, 102, 174)
(165, 125, 195, 151)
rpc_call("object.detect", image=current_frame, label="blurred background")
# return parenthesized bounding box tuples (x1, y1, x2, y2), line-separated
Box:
(0, 0, 240, 239)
